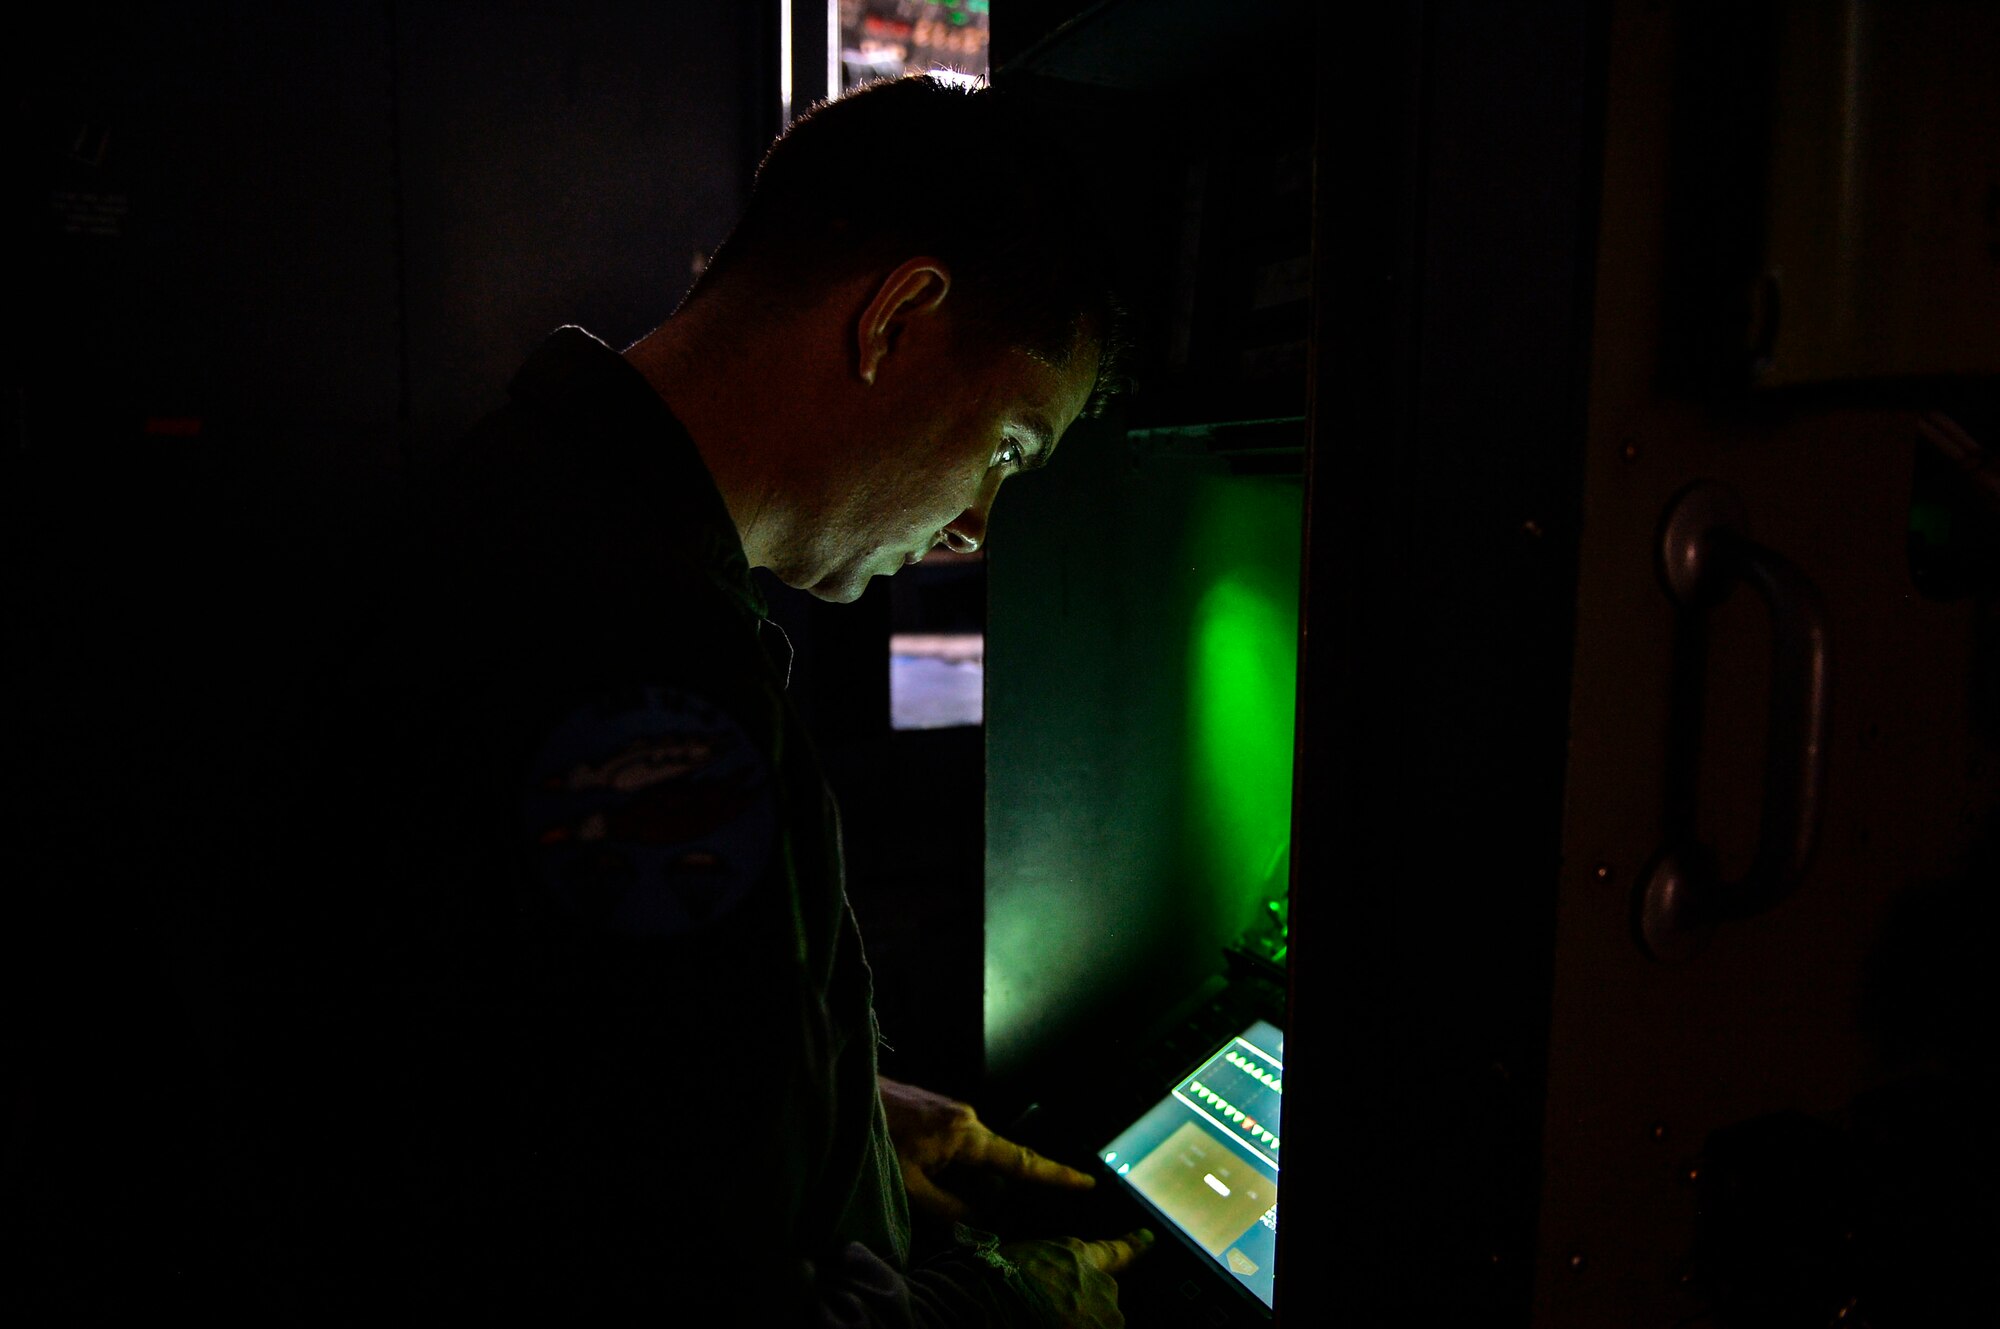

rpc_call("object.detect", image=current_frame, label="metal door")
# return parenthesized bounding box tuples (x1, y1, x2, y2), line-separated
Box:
(1531, 4, 1999, 1326)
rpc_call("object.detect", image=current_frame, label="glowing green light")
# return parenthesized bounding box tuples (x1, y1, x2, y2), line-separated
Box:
(984, 453, 1301, 1080)
(1184, 477, 1301, 946)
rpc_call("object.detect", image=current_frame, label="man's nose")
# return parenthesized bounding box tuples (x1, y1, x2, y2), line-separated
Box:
(941, 507, 986, 553)
(942, 485, 997, 553)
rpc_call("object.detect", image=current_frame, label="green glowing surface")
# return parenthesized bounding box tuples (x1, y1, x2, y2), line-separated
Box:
(983, 425, 1302, 1081)
(1184, 476, 1301, 941)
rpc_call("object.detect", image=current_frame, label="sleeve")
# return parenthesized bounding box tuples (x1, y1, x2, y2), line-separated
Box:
(497, 683, 1055, 1327)
(809, 1228, 1060, 1329)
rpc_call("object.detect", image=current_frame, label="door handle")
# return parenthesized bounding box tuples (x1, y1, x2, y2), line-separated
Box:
(1637, 481, 1831, 962)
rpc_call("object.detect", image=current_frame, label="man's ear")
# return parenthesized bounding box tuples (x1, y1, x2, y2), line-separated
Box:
(857, 258, 952, 385)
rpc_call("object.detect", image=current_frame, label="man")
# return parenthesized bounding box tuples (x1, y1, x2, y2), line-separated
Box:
(455, 72, 1147, 1323)
(7, 73, 1144, 1325)
(427, 72, 1156, 1323)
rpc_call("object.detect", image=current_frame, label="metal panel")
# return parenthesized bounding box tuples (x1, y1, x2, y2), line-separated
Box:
(1285, 1, 1604, 1322)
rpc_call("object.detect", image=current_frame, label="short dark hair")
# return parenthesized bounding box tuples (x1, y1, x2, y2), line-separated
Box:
(694, 74, 1126, 416)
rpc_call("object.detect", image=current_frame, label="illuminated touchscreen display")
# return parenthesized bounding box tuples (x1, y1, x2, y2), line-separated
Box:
(1100, 1020, 1282, 1310)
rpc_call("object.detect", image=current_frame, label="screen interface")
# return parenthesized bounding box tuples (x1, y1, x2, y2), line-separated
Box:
(1100, 1019, 1282, 1309)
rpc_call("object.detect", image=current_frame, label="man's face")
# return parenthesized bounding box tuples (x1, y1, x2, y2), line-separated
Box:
(792, 330, 1101, 604)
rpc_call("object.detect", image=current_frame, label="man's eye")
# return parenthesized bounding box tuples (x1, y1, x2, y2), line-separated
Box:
(996, 440, 1024, 468)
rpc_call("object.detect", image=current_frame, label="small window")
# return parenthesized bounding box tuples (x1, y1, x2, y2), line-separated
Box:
(839, 0, 992, 94)
(889, 551, 986, 729)
(890, 633, 984, 729)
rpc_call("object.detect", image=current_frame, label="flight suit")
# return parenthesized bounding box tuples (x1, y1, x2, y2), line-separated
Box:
(349, 326, 1050, 1323)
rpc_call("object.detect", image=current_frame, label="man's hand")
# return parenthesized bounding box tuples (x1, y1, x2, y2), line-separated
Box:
(879, 1076, 1096, 1222)
(1002, 1229, 1154, 1329)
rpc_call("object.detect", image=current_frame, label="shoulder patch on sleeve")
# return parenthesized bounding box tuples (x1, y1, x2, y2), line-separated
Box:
(522, 687, 776, 939)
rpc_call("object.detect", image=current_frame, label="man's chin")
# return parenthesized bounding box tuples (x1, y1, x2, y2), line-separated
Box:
(791, 551, 902, 604)
(804, 579, 868, 604)
(800, 565, 878, 604)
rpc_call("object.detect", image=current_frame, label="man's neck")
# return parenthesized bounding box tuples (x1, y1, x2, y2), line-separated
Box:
(624, 314, 790, 570)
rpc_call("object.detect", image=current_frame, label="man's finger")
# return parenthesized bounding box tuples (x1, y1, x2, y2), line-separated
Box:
(963, 1127, 1098, 1189)
(1080, 1228, 1156, 1276)
(901, 1164, 970, 1223)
